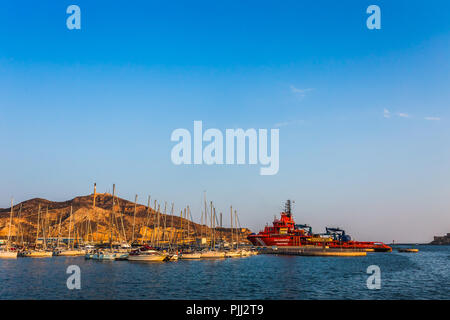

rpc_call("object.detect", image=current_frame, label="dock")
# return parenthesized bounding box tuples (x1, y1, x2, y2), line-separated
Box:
(259, 246, 367, 257)
(398, 248, 419, 253)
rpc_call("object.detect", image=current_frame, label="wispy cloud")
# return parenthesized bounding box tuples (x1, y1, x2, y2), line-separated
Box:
(290, 86, 313, 98)
(274, 119, 304, 128)
(383, 109, 442, 122)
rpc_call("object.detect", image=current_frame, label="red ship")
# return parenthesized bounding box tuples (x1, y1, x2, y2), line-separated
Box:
(247, 200, 392, 252)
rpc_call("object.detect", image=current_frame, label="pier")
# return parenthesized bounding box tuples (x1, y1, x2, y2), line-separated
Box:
(260, 246, 367, 257)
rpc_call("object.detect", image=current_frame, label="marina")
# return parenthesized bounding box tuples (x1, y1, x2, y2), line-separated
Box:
(1, 190, 394, 261)
(0, 184, 260, 262)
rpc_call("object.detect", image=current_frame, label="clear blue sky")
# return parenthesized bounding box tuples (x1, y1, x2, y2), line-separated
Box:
(1, 1, 449, 242)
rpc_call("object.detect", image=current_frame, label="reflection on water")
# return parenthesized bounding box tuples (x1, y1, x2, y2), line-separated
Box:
(0, 245, 449, 299)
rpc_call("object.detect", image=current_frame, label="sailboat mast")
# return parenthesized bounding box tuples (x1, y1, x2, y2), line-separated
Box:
(187, 206, 190, 246)
(210, 201, 213, 250)
(170, 203, 174, 248)
(57, 211, 62, 248)
(110, 184, 115, 250)
(204, 192, 207, 248)
(18, 203, 24, 246)
(235, 210, 238, 249)
(230, 206, 233, 250)
(93, 182, 97, 209)
(132, 194, 137, 244)
(163, 202, 167, 246)
(151, 200, 157, 246)
(42, 207, 48, 250)
(156, 204, 161, 247)
(7, 198, 13, 251)
(142, 195, 151, 244)
(68, 206, 73, 249)
(213, 207, 216, 250)
(35, 204, 41, 247)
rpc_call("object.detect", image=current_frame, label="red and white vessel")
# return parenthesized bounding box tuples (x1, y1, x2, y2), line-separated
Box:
(247, 200, 392, 252)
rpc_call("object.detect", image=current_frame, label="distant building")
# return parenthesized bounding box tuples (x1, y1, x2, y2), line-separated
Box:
(430, 233, 450, 245)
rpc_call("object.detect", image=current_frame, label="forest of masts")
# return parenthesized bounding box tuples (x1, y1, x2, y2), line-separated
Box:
(3, 184, 245, 250)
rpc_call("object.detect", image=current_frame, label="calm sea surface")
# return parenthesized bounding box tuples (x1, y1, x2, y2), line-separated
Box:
(0, 245, 449, 299)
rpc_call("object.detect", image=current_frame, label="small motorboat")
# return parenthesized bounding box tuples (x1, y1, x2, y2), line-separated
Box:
(55, 249, 86, 256)
(20, 250, 53, 258)
(200, 250, 226, 259)
(127, 245, 167, 262)
(0, 250, 18, 259)
(225, 250, 242, 258)
(169, 254, 179, 261)
(180, 252, 202, 259)
(92, 251, 116, 260)
(127, 251, 167, 262)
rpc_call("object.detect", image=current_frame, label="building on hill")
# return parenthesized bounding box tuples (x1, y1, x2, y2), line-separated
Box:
(430, 233, 450, 245)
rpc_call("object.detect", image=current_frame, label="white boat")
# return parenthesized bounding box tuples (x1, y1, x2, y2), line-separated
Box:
(169, 254, 179, 261)
(240, 249, 257, 256)
(0, 250, 18, 259)
(225, 250, 242, 258)
(1, 200, 18, 259)
(127, 251, 167, 262)
(20, 250, 53, 258)
(200, 250, 226, 259)
(180, 252, 202, 259)
(92, 251, 116, 260)
(114, 252, 129, 260)
(56, 249, 85, 256)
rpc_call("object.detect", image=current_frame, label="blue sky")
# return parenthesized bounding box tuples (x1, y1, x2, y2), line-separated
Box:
(1, 1, 449, 242)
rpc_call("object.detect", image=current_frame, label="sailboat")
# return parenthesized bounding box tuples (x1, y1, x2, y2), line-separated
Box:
(200, 250, 226, 259)
(180, 251, 202, 259)
(21, 204, 53, 258)
(225, 208, 243, 257)
(127, 245, 168, 262)
(200, 202, 226, 259)
(92, 250, 116, 260)
(0, 199, 18, 259)
(57, 249, 85, 256)
(93, 184, 119, 261)
(56, 206, 85, 256)
(225, 250, 241, 257)
(0, 250, 17, 259)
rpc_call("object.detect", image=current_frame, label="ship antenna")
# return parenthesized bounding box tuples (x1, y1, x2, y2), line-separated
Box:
(285, 200, 292, 217)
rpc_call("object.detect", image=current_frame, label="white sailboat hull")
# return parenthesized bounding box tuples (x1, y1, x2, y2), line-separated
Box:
(225, 250, 242, 258)
(0, 251, 18, 259)
(57, 250, 85, 256)
(200, 251, 226, 259)
(180, 253, 202, 259)
(21, 251, 53, 258)
(92, 253, 116, 260)
(127, 254, 167, 262)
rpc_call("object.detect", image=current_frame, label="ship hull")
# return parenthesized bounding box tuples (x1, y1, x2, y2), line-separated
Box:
(248, 234, 392, 251)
